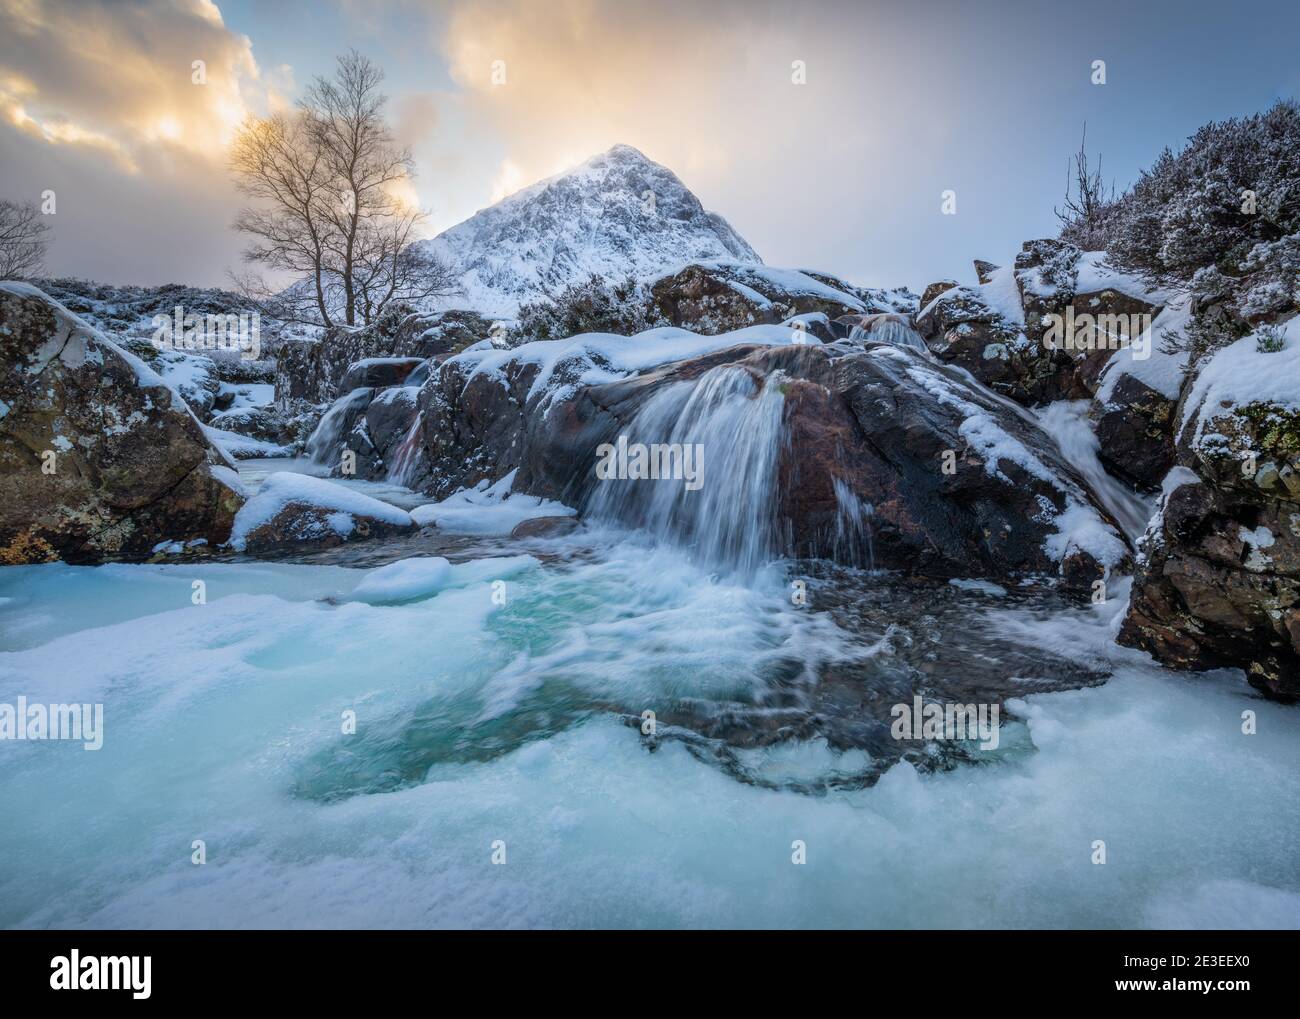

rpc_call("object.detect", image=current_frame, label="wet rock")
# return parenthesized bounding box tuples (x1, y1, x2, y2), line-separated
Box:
(500, 341, 1130, 588)
(510, 515, 580, 539)
(340, 357, 426, 392)
(1092, 372, 1178, 491)
(0, 282, 244, 563)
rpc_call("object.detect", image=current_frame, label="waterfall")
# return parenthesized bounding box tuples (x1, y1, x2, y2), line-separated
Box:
(832, 477, 875, 569)
(585, 365, 787, 575)
(305, 387, 373, 466)
(386, 411, 425, 486)
(1035, 400, 1154, 542)
(850, 313, 929, 355)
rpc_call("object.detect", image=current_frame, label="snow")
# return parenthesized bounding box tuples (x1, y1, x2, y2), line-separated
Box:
(202, 424, 291, 460)
(210, 464, 248, 500)
(348, 554, 538, 605)
(974, 263, 1026, 329)
(450, 322, 821, 412)
(228, 472, 414, 550)
(411, 470, 576, 535)
(1095, 297, 1191, 403)
(213, 382, 274, 416)
(1182, 316, 1300, 448)
(1075, 251, 1171, 303)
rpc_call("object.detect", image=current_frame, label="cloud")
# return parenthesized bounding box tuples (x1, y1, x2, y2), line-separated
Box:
(432, 0, 935, 284)
(0, 0, 271, 285)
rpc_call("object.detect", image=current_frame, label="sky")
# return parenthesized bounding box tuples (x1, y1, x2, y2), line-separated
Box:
(2, 0, 1298, 295)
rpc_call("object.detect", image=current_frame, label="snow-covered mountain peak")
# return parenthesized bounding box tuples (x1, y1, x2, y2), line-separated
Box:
(420, 144, 762, 317)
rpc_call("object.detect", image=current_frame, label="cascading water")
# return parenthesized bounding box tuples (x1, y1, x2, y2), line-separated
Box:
(1035, 400, 1153, 542)
(850, 314, 929, 355)
(305, 387, 373, 466)
(386, 411, 425, 486)
(585, 365, 787, 575)
(832, 476, 875, 569)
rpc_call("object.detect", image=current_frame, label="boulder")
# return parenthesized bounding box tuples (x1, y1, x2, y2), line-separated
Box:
(340, 357, 426, 392)
(914, 283, 1049, 402)
(1118, 327, 1300, 699)
(524, 342, 1130, 587)
(918, 240, 1164, 408)
(228, 472, 416, 553)
(0, 282, 245, 563)
(1091, 372, 1178, 491)
(412, 328, 1131, 589)
(919, 280, 958, 309)
(973, 260, 1000, 285)
(643, 261, 901, 335)
(1119, 470, 1300, 700)
(275, 305, 494, 405)
(510, 515, 580, 539)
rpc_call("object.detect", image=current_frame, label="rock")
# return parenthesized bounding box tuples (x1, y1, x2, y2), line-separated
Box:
(1118, 335, 1300, 700)
(919, 241, 1164, 408)
(419, 331, 1130, 589)
(340, 357, 426, 392)
(920, 280, 958, 309)
(228, 471, 415, 553)
(0, 282, 245, 563)
(1119, 471, 1300, 700)
(1091, 372, 1178, 491)
(645, 262, 868, 334)
(973, 260, 1000, 285)
(914, 283, 1050, 402)
(275, 305, 493, 404)
(510, 515, 580, 539)
(1014, 239, 1164, 400)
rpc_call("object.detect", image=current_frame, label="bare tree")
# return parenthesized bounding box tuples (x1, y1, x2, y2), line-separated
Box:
(0, 200, 51, 280)
(1055, 124, 1116, 250)
(229, 50, 458, 329)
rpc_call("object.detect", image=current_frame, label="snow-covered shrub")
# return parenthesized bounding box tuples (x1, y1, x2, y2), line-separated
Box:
(1257, 322, 1288, 353)
(1102, 100, 1300, 360)
(516, 274, 661, 341)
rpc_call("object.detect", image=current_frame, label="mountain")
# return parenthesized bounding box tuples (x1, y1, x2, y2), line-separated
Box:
(419, 144, 762, 317)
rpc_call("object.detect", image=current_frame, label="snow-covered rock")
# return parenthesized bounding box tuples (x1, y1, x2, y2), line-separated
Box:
(916, 240, 1165, 408)
(1119, 318, 1300, 699)
(228, 472, 416, 552)
(0, 282, 244, 563)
